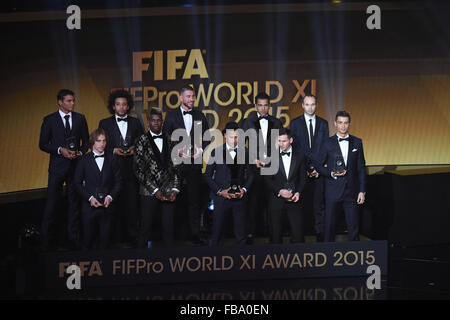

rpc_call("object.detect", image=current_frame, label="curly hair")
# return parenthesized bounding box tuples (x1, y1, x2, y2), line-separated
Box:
(107, 89, 135, 114)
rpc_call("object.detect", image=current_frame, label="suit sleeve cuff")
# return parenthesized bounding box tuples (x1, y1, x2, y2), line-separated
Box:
(152, 188, 159, 195)
(88, 196, 93, 202)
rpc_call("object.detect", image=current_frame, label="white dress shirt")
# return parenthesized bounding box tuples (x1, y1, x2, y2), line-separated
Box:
(304, 113, 316, 148)
(226, 143, 238, 160)
(150, 130, 163, 153)
(59, 109, 72, 129)
(337, 134, 349, 166)
(181, 106, 193, 136)
(88, 151, 112, 202)
(115, 114, 128, 140)
(257, 112, 269, 144)
(281, 146, 293, 179)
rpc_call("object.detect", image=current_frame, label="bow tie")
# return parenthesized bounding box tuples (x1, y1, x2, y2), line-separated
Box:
(152, 135, 163, 139)
(338, 137, 350, 142)
(258, 115, 269, 121)
(117, 117, 128, 122)
(183, 110, 193, 116)
(281, 151, 291, 157)
(94, 154, 104, 159)
(229, 148, 237, 153)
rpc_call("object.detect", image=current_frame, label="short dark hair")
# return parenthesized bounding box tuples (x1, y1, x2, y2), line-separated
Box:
(107, 89, 134, 115)
(335, 110, 351, 122)
(147, 107, 163, 120)
(57, 89, 74, 101)
(89, 128, 108, 148)
(255, 92, 270, 104)
(222, 121, 239, 135)
(278, 127, 292, 139)
(180, 85, 194, 96)
(301, 94, 317, 104)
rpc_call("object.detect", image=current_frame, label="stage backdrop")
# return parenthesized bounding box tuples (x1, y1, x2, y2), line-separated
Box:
(1, 3, 449, 193)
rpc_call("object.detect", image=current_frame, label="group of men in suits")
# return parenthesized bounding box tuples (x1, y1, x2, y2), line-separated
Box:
(39, 86, 366, 251)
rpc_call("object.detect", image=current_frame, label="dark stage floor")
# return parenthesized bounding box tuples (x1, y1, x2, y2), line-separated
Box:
(2, 240, 450, 300)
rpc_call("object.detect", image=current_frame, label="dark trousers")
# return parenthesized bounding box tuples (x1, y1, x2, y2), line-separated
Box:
(246, 174, 269, 237)
(41, 169, 80, 248)
(113, 178, 139, 244)
(270, 201, 304, 244)
(180, 166, 202, 239)
(209, 197, 246, 246)
(304, 175, 325, 235)
(81, 203, 113, 250)
(138, 195, 175, 248)
(324, 188, 360, 242)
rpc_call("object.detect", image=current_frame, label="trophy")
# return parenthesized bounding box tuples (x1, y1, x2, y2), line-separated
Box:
(228, 177, 241, 199)
(65, 136, 79, 155)
(95, 187, 107, 205)
(120, 135, 131, 153)
(333, 155, 346, 175)
(184, 144, 195, 158)
(283, 182, 295, 202)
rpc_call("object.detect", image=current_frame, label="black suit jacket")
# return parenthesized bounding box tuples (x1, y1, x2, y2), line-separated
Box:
(98, 115, 145, 180)
(290, 115, 329, 163)
(242, 113, 283, 160)
(204, 145, 255, 201)
(39, 111, 89, 174)
(162, 107, 210, 163)
(74, 152, 123, 203)
(265, 148, 307, 209)
(316, 135, 367, 200)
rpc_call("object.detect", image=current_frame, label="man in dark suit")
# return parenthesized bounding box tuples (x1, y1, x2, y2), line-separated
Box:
(162, 85, 210, 246)
(74, 129, 122, 250)
(98, 89, 145, 248)
(290, 94, 329, 242)
(39, 89, 89, 250)
(265, 128, 307, 243)
(204, 122, 255, 246)
(134, 108, 180, 248)
(242, 92, 283, 243)
(315, 110, 366, 242)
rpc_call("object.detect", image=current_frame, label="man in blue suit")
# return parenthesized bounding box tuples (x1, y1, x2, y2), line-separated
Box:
(290, 95, 329, 241)
(315, 111, 366, 242)
(39, 89, 89, 250)
(74, 128, 123, 250)
(204, 122, 255, 246)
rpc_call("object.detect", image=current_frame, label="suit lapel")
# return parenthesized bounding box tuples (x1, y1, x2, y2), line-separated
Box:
(177, 108, 187, 131)
(279, 153, 288, 180)
(287, 151, 297, 181)
(90, 153, 102, 182)
(332, 135, 344, 159)
(300, 115, 310, 150)
(147, 132, 163, 167)
(346, 135, 354, 169)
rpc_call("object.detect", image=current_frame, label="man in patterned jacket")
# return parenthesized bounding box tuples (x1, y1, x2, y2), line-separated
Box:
(133, 108, 180, 248)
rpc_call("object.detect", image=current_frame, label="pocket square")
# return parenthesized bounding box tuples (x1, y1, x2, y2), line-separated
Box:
(352, 148, 358, 152)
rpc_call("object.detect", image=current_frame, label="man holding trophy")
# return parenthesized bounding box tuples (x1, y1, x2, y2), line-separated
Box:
(265, 128, 307, 244)
(133, 108, 180, 248)
(204, 122, 255, 246)
(74, 128, 122, 250)
(39, 89, 89, 251)
(315, 111, 367, 242)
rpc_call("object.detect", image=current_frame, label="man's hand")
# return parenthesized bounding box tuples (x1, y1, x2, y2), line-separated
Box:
(357, 192, 366, 205)
(220, 188, 233, 199)
(192, 145, 202, 159)
(332, 169, 347, 177)
(308, 170, 319, 178)
(90, 197, 102, 208)
(104, 196, 112, 208)
(169, 191, 179, 202)
(60, 147, 77, 160)
(255, 160, 266, 168)
(279, 189, 293, 199)
(154, 190, 166, 201)
(291, 192, 300, 202)
(236, 187, 245, 199)
(125, 146, 135, 156)
(114, 148, 130, 157)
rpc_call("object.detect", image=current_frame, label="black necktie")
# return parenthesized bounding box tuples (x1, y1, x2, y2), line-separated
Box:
(281, 151, 291, 157)
(309, 119, 314, 148)
(183, 110, 193, 116)
(117, 117, 128, 122)
(64, 115, 71, 136)
(259, 115, 268, 121)
(153, 135, 163, 139)
(338, 137, 350, 142)
(94, 154, 104, 159)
